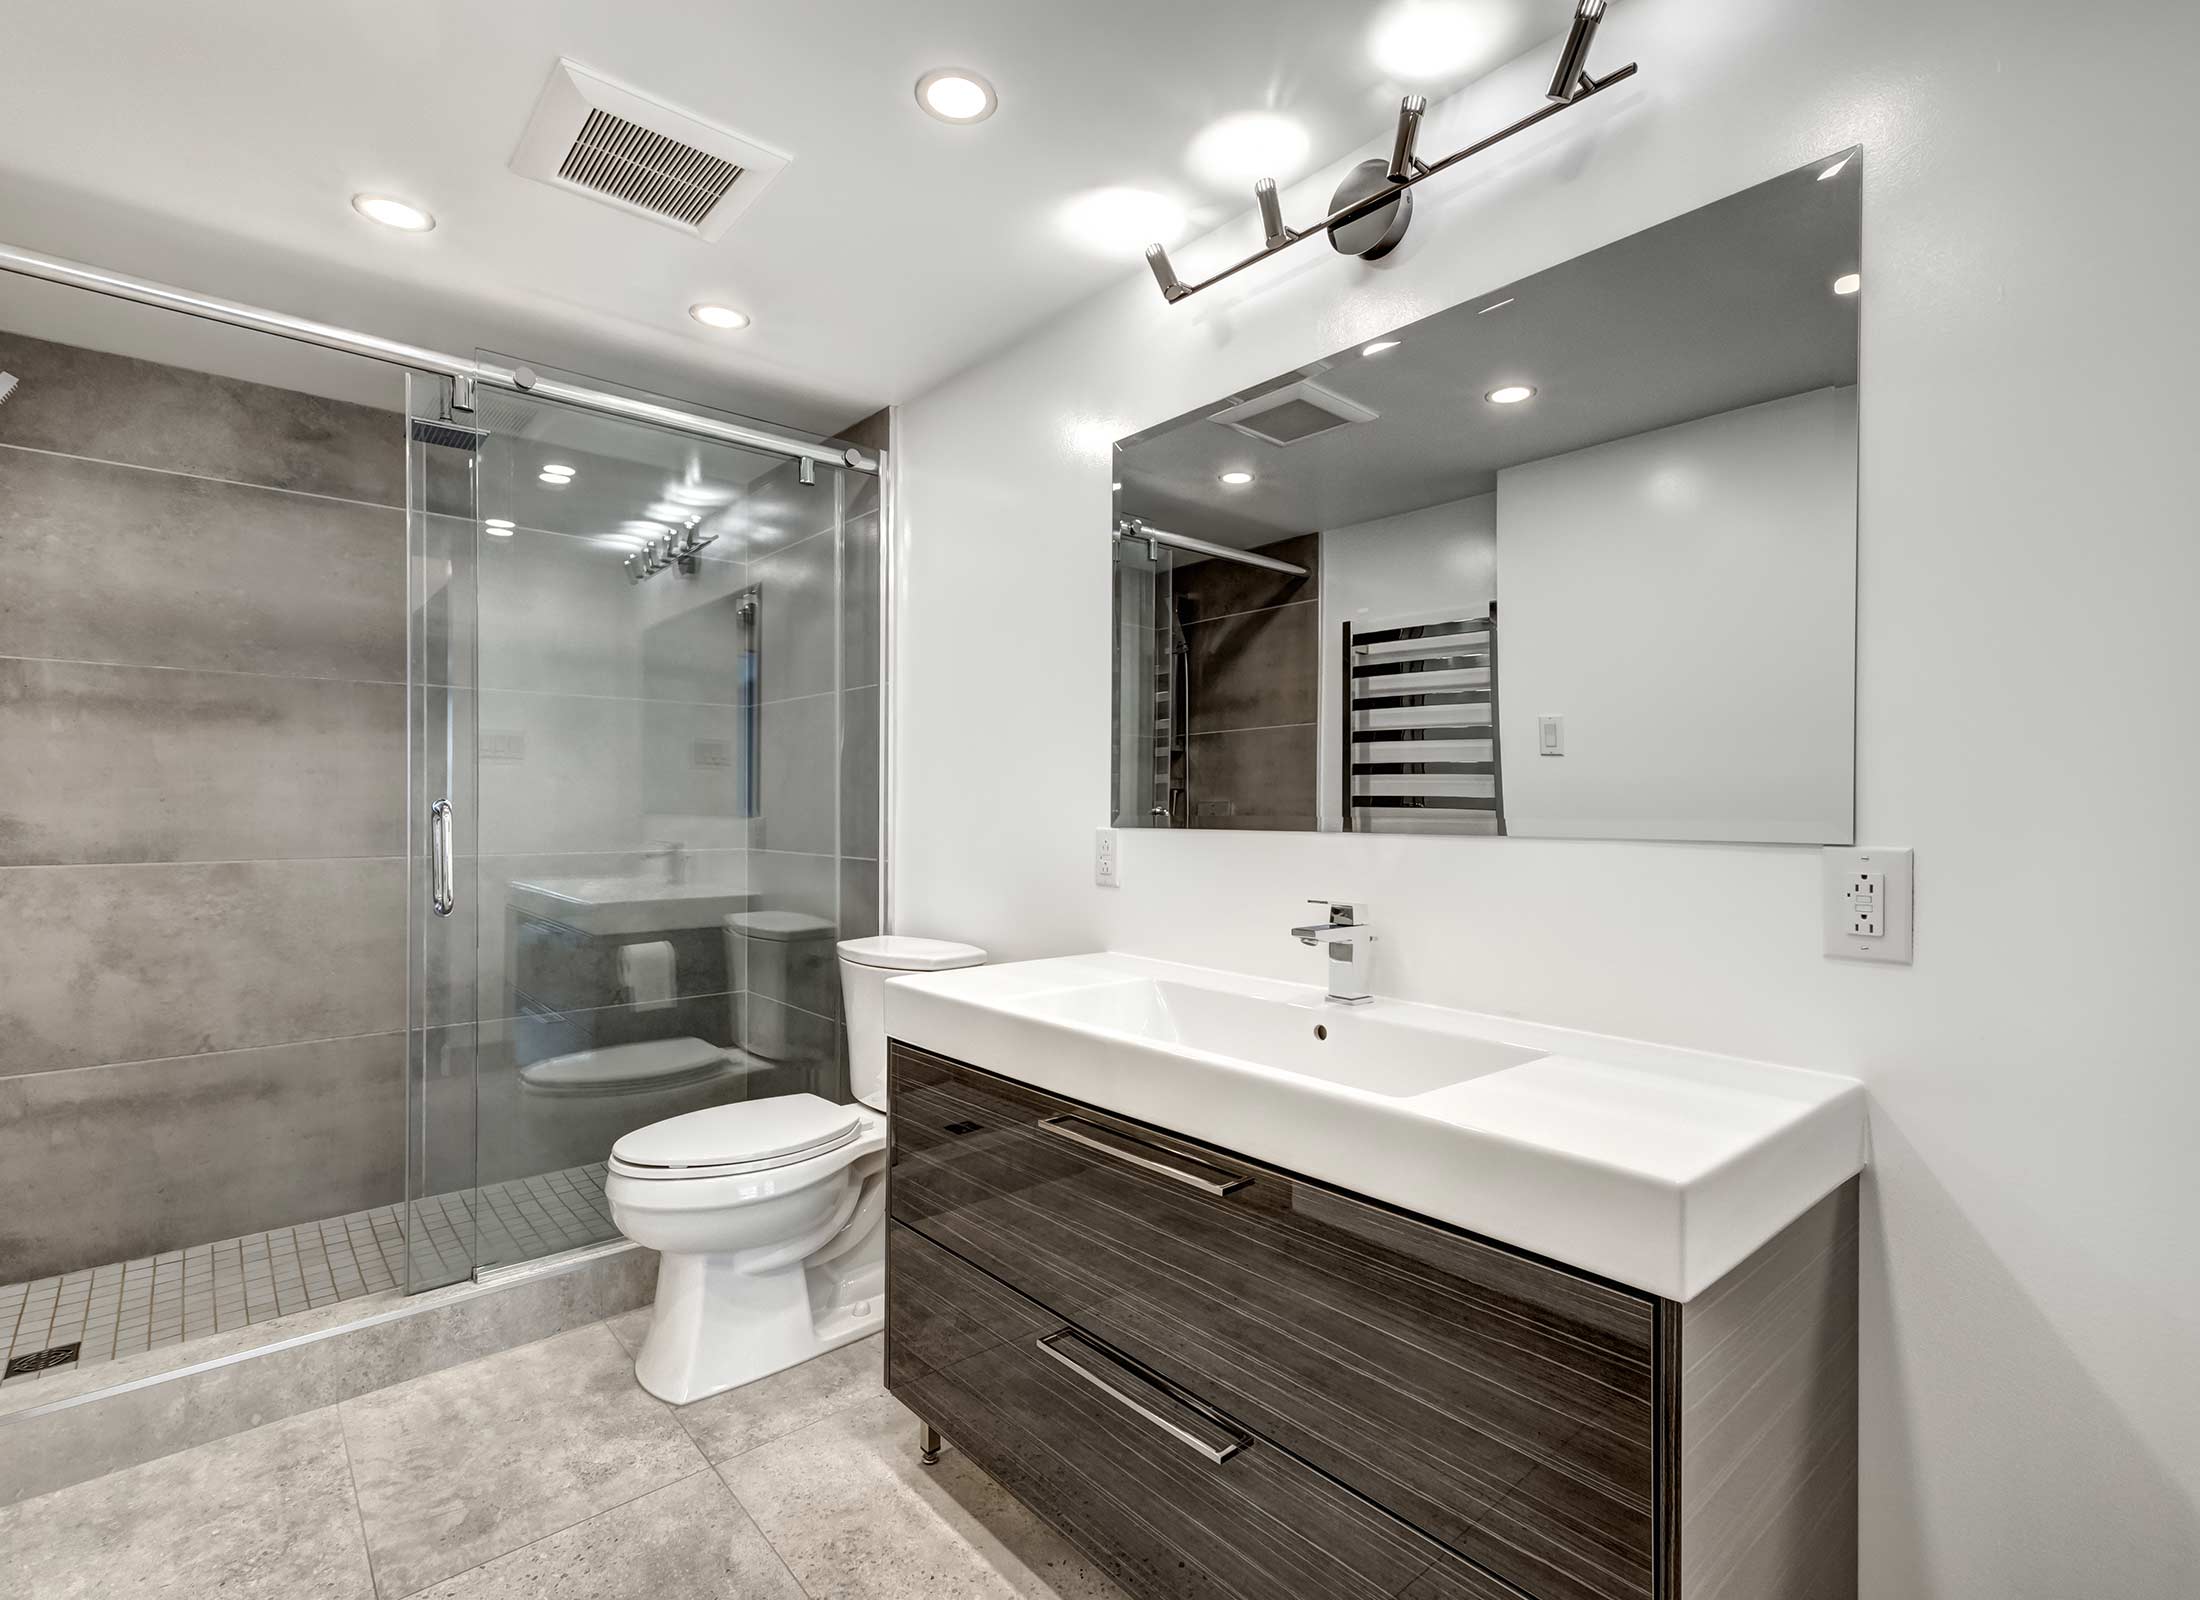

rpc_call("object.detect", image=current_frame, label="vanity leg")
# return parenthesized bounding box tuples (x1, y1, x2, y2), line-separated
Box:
(918, 1421, 942, 1465)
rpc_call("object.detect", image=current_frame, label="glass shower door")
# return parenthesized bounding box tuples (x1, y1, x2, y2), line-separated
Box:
(425, 359, 858, 1279)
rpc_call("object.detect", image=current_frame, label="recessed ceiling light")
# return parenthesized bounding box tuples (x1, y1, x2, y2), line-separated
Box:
(1111, 481, 1123, 491)
(1188, 112, 1312, 187)
(689, 303, 751, 331)
(1060, 188, 1188, 256)
(916, 68, 997, 124)
(1219, 470, 1255, 486)
(1369, 1, 1504, 82)
(1817, 154, 1852, 181)
(1833, 272, 1862, 296)
(1485, 384, 1537, 405)
(351, 193, 435, 232)
(538, 472, 571, 486)
(1361, 339, 1402, 357)
(541, 463, 575, 478)
(483, 518, 515, 537)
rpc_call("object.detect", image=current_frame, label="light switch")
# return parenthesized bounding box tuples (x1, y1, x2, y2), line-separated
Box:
(1537, 715, 1565, 756)
(1823, 847, 1913, 963)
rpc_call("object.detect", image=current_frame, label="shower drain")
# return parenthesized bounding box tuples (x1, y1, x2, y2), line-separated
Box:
(4, 1342, 80, 1378)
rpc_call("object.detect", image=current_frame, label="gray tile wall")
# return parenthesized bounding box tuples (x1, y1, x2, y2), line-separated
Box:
(1173, 530, 1321, 831)
(0, 330, 407, 1282)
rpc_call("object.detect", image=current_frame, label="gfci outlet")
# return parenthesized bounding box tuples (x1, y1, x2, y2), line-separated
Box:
(1094, 827, 1120, 888)
(1823, 847, 1913, 963)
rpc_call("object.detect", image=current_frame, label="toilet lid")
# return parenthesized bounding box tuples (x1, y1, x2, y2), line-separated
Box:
(836, 935, 988, 971)
(519, 1037, 728, 1095)
(725, 910, 837, 942)
(610, 1093, 863, 1175)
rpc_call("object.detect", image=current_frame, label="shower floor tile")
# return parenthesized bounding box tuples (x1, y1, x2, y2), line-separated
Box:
(0, 1162, 620, 1388)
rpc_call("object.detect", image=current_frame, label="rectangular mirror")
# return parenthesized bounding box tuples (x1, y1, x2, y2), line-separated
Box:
(1113, 150, 1860, 843)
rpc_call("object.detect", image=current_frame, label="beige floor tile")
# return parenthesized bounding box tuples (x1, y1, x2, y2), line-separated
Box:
(675, 1334, 885, 1463)
(339, 1324, 704, 1599)
(603, 1306, 651, 1357)
(0, 1408, 372, 1599)
(718, 1391, 1127, 1600)
(409, 1469, 805, 1600)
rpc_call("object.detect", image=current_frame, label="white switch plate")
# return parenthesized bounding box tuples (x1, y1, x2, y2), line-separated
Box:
(1537, 715, 1565, 755)
(1094, 827, 1119, 888)
(1823, 847, 1913, 963)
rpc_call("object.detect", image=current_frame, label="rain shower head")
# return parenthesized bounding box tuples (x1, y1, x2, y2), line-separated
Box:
(409, 417, 485, 449)
(0, 371, 18, 406)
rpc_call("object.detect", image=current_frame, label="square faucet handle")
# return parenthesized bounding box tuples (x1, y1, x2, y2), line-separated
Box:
(1307, 899, 1359, 923)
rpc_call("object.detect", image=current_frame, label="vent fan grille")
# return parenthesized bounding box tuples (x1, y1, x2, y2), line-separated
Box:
(1236, 398, 1357, 445)
(559, 109, 744, 227)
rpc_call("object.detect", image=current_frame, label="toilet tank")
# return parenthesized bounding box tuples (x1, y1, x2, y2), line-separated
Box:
(836, 936, 987, 1108)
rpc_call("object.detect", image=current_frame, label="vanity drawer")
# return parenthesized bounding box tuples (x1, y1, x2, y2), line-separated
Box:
(889, 1044, 1660, 1600)
(889, 1222, 1526, 1600)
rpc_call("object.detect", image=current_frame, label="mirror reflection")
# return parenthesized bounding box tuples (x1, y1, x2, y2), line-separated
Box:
(1114, 150, 1861, 843)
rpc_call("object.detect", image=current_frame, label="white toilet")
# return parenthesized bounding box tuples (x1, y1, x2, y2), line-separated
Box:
(606, 933, 986, 1404)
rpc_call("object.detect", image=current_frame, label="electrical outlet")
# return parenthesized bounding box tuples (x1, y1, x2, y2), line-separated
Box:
(1823, 847, 1913, 963)
(1094, 827, 1119, 888)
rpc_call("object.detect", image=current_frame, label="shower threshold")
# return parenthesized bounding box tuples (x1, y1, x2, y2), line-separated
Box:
(0, 1162, 620, 1390)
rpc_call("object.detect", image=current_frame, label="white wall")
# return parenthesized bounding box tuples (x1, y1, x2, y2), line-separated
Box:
(1317, 493, 1498, 828)
(1499, 386, 1857, 842)
(892, 1, 2200, 1593)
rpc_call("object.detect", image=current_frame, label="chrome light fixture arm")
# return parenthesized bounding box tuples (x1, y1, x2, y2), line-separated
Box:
(1146, 7, 1635, 305)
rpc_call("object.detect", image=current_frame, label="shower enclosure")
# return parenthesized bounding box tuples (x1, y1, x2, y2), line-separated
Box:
(408, 359, 881, 1288)
(0, 245, 884, 1383)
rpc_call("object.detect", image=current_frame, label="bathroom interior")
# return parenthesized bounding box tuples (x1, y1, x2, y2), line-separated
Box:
(0, 2, 2193, 1598)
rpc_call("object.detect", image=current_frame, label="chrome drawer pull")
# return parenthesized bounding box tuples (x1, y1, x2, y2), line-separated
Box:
(1036, 1330, 1247, 1465)
(1037, 1115, 1250, 1197)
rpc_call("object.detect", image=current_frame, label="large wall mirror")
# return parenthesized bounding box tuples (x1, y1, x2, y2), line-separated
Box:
(1112, 150, 1861, 843)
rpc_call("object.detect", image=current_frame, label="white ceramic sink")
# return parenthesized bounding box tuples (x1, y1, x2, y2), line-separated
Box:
(1025, 975, 1543, 1097)
(505, 875, 757, 936)
(884, 953, 1867, 1301)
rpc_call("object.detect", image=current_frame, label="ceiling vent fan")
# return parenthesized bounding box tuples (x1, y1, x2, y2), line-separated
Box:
(511, 60, 790, 240)
(1209, 378, 1378, 447)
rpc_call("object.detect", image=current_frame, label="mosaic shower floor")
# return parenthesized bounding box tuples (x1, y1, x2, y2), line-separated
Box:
(0, 1162, 619, 1388)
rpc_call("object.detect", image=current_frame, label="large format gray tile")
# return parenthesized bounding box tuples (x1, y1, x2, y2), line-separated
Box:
(0, 1408, 374, 1598)
(476, 525, 645, 700)
(675, 1335, 884, 1464)
(842, 683, 881, 863)
(1171, 530, 1319, 623)
(0, 329, 405, 505)
(1185, 723, 1320, 831)
(341, 1323, 705, 1599)
(0, 658, 403, 865)
(843, 510, 881, 691)
(0, 856, 405, 1076)
(758, 691, 838, 855)
(753, 527, 838, 705)
(0, 1032, 404, 1280)
(718, 1391, 1127, 1600)
(1184, 598, 1320, 734)
(412, 1468, 806, 1600)
(0, 445, 404, 680)
(729, 456, 839, 564)
(637, 558, 755, 707)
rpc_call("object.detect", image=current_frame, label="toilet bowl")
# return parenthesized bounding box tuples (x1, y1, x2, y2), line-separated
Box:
(606, 933, 986, 1405)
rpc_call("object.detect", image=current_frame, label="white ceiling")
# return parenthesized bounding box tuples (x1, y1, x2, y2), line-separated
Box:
(0, 0, 1586, 434)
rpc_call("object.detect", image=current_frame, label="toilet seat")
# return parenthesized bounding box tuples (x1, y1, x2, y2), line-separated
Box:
(609, 1093, 863, 1181)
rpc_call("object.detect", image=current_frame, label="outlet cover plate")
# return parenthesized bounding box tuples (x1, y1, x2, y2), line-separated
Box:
(1823, 846, 1913, 963)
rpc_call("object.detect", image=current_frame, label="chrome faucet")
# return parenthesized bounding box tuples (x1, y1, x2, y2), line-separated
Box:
(1292, 900, 1375, 1005)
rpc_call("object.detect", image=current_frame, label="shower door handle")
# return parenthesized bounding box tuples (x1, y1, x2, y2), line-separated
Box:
(430, 799, 456, 917)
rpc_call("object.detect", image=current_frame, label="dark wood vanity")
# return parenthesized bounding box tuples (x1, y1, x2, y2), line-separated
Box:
(885, 1042, 1858, 1600)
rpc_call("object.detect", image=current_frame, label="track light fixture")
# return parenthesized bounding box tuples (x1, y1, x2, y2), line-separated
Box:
(1143, 21, 1635, 304)
(1547, 0, 1608, 103)
(1255, 180, 1293, 252)
(1145, 243, 1189, 303)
